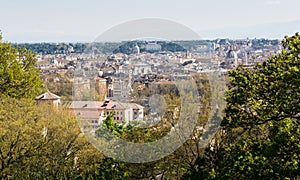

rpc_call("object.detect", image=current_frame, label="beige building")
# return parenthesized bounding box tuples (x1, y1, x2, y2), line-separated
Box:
(95, 77, 107, 100)
(70, 101, 104, 130)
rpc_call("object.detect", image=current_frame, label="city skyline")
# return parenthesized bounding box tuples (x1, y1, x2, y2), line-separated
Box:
(0, 0, 299, 42)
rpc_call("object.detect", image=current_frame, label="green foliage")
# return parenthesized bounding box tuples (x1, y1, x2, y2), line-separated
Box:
(92, 73, 216, 179)
(0, 35, 43, 99)
(112, 41, 187, 54)
(41, 73, 73, 100)
(14, 42, 120, 55)
(209, 118, 300, 179)
(188, 33, 300, 179)
(0, 98, 107, 179)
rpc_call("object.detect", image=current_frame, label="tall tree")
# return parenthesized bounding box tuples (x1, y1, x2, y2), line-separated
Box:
(188, 33, 300, 179)
(0, 34, 43, 99)
(0, 98, 107, 179)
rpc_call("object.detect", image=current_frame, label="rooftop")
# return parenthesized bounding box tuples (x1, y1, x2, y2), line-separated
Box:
(35, 91, 60, 100)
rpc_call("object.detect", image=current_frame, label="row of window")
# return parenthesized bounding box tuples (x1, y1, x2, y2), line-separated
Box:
(91, 120, 98, 124)
(83, 125, 99, 129)
(114, 117, 122, 121)
(105, 111, 123, 115)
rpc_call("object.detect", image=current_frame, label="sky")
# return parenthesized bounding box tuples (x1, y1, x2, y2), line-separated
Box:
(0, 0, 299, 42)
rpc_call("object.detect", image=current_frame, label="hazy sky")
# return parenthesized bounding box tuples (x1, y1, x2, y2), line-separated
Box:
(0, 0, 299, 42)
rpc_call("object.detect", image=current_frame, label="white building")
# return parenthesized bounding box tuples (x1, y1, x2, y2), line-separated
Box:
(111, 76, 131, 100)
(100, 100, 144, 124)
(70, 100, 144, 128)
(146, 43, 162, 52)
(133, 63, 152, 75)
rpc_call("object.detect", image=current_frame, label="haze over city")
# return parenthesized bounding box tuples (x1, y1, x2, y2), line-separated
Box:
(0, 0, 299, 42)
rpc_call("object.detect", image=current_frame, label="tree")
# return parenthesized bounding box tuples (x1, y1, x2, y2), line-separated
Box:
(41, 73, 73, 100)
(0, 34, 43, 99)
(223, 34, 300, 128)
(91, 73, 218, 179)
(0, 98, 107, 179)
(188, 33, 300, 179)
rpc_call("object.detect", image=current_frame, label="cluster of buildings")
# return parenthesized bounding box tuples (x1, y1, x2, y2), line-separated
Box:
(35, 91, 144, 131)
(35, 39, 282, 131)
(36, 39, 282, 77)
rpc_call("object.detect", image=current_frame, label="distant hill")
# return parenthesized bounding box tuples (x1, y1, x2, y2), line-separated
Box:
(199, 20, 300, 39)
(113, 41, 187, 54)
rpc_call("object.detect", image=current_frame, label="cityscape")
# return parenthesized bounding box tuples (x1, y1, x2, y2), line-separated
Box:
(31, 38, 282, 131)
(1, 0, 300, 179)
